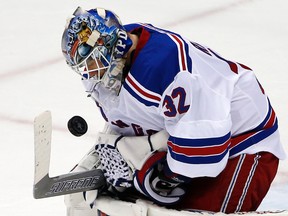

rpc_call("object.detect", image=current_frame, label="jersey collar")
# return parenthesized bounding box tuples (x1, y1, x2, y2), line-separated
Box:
(129, 27, 150, 64)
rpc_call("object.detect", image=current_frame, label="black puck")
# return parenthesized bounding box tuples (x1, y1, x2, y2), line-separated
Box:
(67, 116, 88, 137)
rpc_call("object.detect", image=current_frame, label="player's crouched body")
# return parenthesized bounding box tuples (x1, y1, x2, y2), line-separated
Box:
(61, 7, 287, 216)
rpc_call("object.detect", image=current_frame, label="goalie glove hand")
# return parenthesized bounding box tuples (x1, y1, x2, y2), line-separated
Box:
(95, 142, 133, 189)
(133, 151, 188, 206)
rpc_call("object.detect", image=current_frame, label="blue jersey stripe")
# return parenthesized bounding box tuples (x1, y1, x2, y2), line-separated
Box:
(168, 132, 231, 147)
(230, 122, 278, 156)
(168, 146, 229, 164)
(254, 99, 273, 131)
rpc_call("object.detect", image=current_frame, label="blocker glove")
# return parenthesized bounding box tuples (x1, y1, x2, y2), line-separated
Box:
(133, 151, 189, 206)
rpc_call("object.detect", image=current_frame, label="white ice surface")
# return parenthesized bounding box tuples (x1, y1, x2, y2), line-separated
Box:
(0, 0, 287, 215)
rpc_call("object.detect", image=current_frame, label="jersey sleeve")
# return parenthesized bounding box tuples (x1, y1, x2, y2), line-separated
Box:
(160, 71, 233, 178)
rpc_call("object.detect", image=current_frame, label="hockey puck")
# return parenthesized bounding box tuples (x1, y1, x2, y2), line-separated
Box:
(67, 116, 88, 137)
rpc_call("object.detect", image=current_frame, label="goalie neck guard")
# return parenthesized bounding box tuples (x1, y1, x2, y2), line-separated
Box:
(61, 7, 132, 93)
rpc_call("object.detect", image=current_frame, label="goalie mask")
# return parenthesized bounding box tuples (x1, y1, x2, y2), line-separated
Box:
(62, 7, 132, 92)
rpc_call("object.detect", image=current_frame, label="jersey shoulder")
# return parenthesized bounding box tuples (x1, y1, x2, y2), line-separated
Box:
(123, 23, 193, 106)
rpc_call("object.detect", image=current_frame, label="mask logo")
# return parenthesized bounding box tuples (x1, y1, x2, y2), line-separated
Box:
(113, 29, 132, 59)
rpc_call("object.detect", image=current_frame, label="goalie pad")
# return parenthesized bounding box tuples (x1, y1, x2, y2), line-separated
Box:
(95, 130, 169, 171)
(64, 148, 102, 214)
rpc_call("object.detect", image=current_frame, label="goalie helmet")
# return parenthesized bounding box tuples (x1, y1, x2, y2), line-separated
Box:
(62, 7, 132, 92)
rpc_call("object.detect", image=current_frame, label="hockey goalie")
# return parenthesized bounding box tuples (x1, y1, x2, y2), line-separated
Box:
(59, 6, 287, 216)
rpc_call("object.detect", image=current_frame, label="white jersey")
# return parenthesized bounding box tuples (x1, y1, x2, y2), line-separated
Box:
(82, 23, 286, 178)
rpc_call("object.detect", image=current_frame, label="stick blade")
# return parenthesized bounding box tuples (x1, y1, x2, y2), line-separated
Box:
(34, 111, 52, 185)
(34, 169, 106, 199)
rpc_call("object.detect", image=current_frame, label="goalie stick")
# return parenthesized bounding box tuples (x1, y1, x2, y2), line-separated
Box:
(33, 111, 106, 199)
